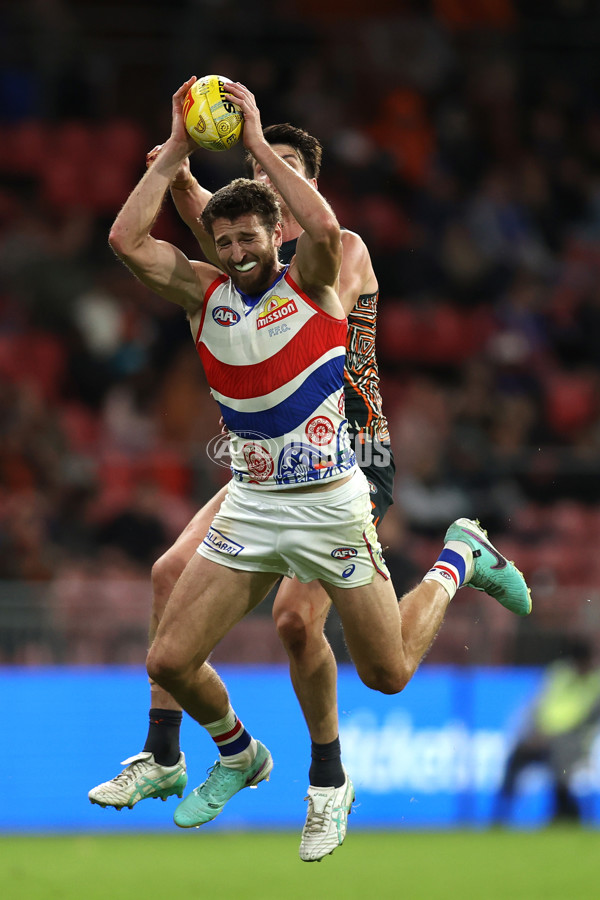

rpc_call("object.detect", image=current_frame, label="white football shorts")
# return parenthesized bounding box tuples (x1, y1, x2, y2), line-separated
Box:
(196, 468, 390, 588)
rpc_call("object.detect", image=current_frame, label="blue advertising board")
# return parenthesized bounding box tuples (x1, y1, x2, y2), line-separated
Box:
(2, 665, 599, 832)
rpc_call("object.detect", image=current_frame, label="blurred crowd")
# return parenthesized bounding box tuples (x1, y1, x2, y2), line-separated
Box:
(1, 0, 600, 664)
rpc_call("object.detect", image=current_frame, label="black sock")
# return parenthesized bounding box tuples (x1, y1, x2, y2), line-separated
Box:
(309, 737, 345, 788)
(143, 708, 183, 766)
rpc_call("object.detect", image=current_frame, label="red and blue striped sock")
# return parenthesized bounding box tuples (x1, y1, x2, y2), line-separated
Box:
(422, 542, 473, 600)
(204, 707, 257, 770)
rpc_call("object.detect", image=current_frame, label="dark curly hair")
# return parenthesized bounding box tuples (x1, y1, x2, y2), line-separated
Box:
(200, 178, 282, 237)
(244, 124, 323, 180)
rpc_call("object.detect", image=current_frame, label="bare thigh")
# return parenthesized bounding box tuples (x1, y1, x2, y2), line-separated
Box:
(150, 485, 231, 646)
(321, 574, 403, 687)
(154, 550, 279, 671)
(272, 576, 332, 632)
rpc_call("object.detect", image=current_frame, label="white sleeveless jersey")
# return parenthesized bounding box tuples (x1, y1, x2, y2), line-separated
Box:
(195, 267, 357, 488)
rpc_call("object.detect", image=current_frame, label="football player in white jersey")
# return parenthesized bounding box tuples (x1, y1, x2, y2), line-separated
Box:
(90, 77, 531, 860)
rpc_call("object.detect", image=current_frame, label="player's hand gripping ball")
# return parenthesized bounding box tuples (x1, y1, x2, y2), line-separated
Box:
(183, 75, 243, 151)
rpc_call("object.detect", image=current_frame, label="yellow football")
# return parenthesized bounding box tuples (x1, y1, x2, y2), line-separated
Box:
(183, 75, 244, 152)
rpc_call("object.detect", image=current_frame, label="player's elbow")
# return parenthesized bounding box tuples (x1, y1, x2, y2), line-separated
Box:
(108, 221, 143, 262)
(312, 215, 342, 271)
(108, 222, 128, 258)
(320, 209, 341, 247)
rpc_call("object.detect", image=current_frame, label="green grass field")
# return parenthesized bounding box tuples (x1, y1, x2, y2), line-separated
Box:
(1, 829, 598, 900)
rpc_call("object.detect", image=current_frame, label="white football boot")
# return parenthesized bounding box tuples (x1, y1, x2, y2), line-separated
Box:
(88, 751, 187, 810)
(299, 771, 355, 862)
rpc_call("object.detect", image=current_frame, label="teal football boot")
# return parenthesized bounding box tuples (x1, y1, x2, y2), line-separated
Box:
(444, 518, 532, 616)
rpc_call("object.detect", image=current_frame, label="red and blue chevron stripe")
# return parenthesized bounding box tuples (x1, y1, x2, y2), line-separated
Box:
(198, 311, 346, 400)
(217, 355, 345, 438)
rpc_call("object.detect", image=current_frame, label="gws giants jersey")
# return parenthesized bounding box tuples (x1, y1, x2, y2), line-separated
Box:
(196, 267, 357, 489)
(279, 238, 390, 444)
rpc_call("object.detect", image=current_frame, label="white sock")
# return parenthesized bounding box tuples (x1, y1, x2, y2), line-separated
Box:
(422, 540, 474, 600)
(204, 706, 257, 770)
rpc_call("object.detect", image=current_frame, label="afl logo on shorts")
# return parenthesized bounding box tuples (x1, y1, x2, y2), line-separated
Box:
(331, 547, 358, 560)
(306, 415, 335, 446)
(367, 479, 378, 494)
(242, 442, 274, 481)
(213, 306, 241, 326)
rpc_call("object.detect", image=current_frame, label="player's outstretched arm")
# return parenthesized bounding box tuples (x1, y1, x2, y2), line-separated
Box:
(171, 164, 217, 263)
(338, 230, 378, 315)
(147, 145, 218, 266)
(109, 78, 215, 315)
(225, 81, 342, 305)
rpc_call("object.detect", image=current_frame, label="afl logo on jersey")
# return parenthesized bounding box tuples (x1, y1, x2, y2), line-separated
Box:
(213, 306, 241, 326)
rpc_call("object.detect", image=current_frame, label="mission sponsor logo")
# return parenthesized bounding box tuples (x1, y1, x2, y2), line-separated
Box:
(213, 306, 241, 326)
(257, 295, 297, 330)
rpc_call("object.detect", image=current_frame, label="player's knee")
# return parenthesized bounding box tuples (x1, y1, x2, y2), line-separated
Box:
(274, 608, 308, 652)
(358, 664, 409, 695)
(151, 549, 186, 605)
(146, 642, 186, 691)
